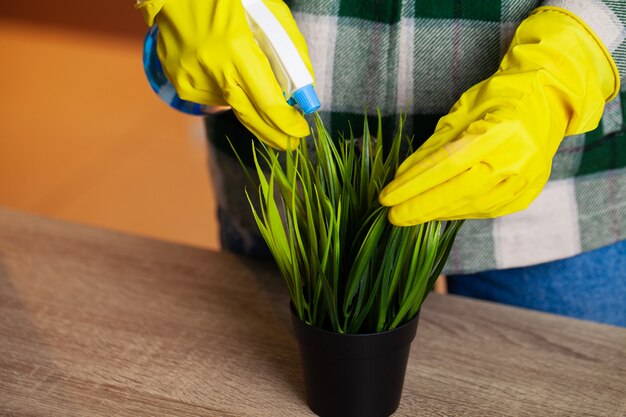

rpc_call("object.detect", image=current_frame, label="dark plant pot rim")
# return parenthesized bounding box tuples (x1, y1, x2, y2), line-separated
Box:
(290, 303, 420, 359)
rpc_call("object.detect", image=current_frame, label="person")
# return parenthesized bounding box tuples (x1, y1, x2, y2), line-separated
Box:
(136, 0, 626, 327)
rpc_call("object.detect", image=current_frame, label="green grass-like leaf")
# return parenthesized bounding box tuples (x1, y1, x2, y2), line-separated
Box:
(242, 112, 463, 334)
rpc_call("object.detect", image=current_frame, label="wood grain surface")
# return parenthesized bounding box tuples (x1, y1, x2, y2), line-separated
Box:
(0, 207, 624, 416)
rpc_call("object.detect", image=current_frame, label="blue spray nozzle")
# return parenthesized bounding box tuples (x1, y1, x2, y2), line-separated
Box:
(291, 84, 321, 114)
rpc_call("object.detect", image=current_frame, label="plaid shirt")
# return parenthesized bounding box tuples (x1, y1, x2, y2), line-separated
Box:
(209, 0, 626, 274)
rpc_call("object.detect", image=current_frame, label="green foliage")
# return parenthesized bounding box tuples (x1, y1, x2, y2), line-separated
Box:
(244, 113, 463, 334)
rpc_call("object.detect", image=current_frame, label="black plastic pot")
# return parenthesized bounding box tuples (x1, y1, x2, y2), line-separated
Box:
(291, 310, 420, 417)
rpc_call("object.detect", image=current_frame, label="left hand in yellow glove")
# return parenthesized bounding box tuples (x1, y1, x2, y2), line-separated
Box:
(135, 0, 313, 150)
(379, 7, 620, 226)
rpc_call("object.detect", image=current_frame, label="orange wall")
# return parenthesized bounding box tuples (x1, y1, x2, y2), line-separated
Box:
(0, 4, 219, 249)
(0, 0, 146, 39)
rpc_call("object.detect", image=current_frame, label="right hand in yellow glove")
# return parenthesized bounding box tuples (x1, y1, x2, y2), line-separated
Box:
(135, 0, 313, 150)
(379, 7, 620, 226)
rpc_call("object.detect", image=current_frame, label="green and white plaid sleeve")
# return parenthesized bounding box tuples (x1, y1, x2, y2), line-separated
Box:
(207, 0, 626, 273)
(481, 0, 626, 273)
(288, 0, 626, 273)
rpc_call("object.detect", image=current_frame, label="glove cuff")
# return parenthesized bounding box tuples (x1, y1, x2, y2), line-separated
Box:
(135, 0, 167, 26)
(531, 6, 620, 101)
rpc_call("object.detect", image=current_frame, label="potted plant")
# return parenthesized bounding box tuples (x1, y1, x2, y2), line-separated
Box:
(241, 113, 463, 417)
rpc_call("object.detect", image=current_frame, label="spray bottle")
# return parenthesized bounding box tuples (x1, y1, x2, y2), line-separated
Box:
(142, 0, 320, 116)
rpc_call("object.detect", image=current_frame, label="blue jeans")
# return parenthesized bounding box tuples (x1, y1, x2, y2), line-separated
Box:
(447, 240, 626, 327)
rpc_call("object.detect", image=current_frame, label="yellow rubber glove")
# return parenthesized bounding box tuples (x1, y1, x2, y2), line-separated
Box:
(379, 7, 620, 226)
(135, 0, 313, 150)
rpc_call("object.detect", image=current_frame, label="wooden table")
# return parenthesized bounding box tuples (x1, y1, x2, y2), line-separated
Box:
(0, 208, 624, 416)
